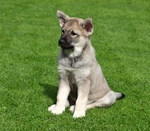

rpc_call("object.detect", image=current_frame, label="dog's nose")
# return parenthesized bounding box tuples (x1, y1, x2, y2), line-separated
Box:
(59, 39, 65, 44)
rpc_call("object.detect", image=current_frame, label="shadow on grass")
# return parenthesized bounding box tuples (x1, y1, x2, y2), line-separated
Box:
(39, 83, 58, 103)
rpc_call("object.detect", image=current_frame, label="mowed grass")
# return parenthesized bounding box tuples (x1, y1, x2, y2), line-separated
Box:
(0, 0, 150, 130)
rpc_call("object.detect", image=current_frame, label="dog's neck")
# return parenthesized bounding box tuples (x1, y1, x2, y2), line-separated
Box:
(59, 40, 96, 69)
(63, 49, 75, 58)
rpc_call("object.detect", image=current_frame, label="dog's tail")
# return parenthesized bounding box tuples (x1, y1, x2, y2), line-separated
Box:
(115, 92, 125, 99)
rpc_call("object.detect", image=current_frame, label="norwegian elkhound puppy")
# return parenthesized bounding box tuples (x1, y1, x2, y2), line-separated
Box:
(48, 10, 125, 118)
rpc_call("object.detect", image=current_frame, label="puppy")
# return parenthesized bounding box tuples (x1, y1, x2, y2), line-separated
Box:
(48, 10, 125, 118)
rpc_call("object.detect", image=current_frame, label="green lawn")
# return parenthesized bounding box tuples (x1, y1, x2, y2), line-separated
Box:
(0, 0, 150, 130)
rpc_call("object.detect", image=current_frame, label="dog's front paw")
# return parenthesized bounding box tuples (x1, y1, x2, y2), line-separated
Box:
(48, 104, 56, 112)
(73, 110, 85, 118)
(48, 104, 65, 115)
(69, 105, 75, 113)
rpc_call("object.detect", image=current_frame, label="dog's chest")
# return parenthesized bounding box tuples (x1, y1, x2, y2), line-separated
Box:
(68, 57, 78, 68)
(67, 72, 77, 95)
(68, 72, 76, 84)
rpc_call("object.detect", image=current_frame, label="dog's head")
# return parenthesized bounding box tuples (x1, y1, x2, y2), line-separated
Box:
(57, 10, 94, 58)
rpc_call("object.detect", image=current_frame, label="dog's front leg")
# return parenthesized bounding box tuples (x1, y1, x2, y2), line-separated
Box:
(73, 79, 90, 118)
(48, 78, 70, 115)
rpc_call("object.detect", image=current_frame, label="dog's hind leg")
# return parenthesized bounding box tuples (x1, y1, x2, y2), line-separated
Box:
(86, 91, 117, 110)
(70, 91, 119, 112)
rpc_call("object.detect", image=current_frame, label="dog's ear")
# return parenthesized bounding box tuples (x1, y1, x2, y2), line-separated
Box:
(57, 10, 70, 27)
(82, 18, 94, 36)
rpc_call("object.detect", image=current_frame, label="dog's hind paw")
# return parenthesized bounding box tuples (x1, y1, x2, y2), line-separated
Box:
(48, 104, 65, 115)
(69, 105, 75, 113)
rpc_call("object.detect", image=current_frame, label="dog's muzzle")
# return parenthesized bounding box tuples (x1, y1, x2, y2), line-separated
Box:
(58, 39, 74, 49)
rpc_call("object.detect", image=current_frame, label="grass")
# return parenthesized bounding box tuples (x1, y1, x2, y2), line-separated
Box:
(0, 0, 150, 130)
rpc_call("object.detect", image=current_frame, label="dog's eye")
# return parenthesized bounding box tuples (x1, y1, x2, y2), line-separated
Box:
(71, 31, 77, 36)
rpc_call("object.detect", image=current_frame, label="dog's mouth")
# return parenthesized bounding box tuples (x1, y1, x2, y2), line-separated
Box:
(59, 45, 74, 49)
(58, 39, 74, 49)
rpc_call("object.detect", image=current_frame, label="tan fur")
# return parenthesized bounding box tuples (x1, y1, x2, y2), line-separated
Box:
(48, 10, 125, 118)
